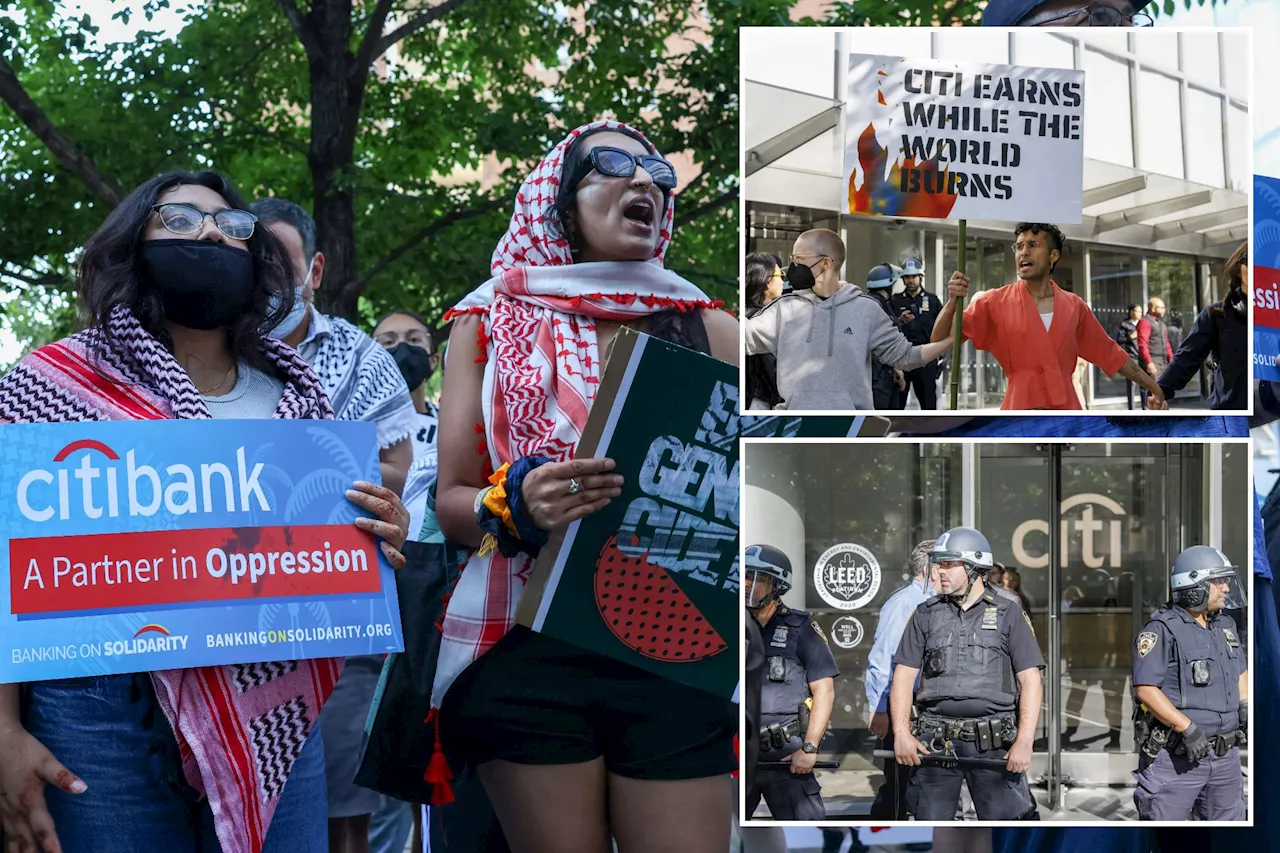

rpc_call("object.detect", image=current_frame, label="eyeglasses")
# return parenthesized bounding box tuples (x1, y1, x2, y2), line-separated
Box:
(790, 254, 830, 266)
(1010, 240, 1049, 254)
(150, 203, 257, 241)
(568, 146, 678, 193)
(376, 330, 431, 349)
(1027, 5, 1153, 26)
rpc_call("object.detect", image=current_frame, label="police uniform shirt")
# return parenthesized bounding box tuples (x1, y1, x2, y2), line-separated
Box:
(896, 588, 1046, 718)
(890, 289, 944, 346)
(907, 416, 1253, 853)
(760, 606, 840, 758)
(1132, 606, 1245, 737)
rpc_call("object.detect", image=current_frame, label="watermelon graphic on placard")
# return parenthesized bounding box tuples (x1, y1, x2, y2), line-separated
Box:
(592, 532, 728, 662)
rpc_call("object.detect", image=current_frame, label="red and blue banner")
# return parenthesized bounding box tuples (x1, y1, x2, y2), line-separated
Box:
(1256, 174, 1280, 382)
(0, 420, 404, 682)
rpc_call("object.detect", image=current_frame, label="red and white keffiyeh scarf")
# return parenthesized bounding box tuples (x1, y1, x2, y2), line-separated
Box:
(429, 121, 722, 760)
(0, 305, 342, 853)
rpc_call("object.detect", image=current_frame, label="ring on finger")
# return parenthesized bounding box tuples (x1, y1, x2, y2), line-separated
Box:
(567, 478, 582, 496)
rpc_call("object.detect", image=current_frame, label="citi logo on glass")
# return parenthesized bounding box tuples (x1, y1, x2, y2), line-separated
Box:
(17, 439, 269, 523)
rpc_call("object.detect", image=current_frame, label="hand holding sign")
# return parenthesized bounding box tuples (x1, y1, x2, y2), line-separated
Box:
(0, 722, 85, 853)
(348, 480, 411, 569)
(947, 272, 971, 301)
(520, 458, 624, 531)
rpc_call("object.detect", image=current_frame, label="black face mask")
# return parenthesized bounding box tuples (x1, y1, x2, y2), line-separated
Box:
(786, 260, 819, 291)
(139, 240, 256, 331)
(389, 342, 434, 390)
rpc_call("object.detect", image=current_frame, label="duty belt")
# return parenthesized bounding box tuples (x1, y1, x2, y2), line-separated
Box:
(1135, 703, 1243, 758)
(913, 713, 1018, 753)
(1182, 730, 1242, 758)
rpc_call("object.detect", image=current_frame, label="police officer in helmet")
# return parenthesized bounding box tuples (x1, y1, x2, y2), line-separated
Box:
(890, 257, 944, 410)
(867, 263, 905, 410)
(1131, 545, 1248, 821)
(744, 544, 839, 820)
(890, 527, 1045, 820)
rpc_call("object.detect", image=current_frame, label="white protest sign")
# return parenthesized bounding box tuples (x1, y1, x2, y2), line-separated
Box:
(843, 54, 1085, 224)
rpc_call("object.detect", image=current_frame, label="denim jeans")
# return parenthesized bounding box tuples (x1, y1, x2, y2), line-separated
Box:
(25, 672, 327, 852)
(368, 797, 414, 853)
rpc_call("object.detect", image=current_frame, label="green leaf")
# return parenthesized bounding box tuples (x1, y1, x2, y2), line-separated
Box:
(0, 0, 752, 348)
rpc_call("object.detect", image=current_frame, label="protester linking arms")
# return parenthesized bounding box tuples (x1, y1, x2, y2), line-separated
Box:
(931, 222, 1166, 410)
(1157, 241, 1249, 410)
(745, 228, 951, 411)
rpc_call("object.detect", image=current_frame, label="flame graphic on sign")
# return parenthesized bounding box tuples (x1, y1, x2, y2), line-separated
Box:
(849, 122, 960, 218)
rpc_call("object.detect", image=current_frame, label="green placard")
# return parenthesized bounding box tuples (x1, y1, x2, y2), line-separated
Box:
(517, 330, 886, 701)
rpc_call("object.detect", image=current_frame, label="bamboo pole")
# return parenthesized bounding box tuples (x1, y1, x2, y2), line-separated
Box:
(948, 219, 967, 410)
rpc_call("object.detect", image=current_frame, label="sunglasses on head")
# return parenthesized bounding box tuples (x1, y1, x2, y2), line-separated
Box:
(149, 202, 258, 241)
(568, 146, 678, 193)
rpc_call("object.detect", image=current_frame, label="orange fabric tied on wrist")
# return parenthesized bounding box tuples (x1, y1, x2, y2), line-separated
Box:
(483, 462, 520, 536)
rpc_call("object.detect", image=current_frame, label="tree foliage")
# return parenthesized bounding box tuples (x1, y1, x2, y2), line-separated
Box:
(0, 0, 781, 364)
(0, 0, 1234, 367)
(824, 0, 1230, 25)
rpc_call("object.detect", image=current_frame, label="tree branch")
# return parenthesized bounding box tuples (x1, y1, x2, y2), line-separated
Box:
(673, 185, 738, 229)
(0, 58, 124, 207)
(272, 0, 317, 54)
(666, 267, 738, 290)
(675, 167, 711, 201)
(227, 29, 294, 82)
(5, 270, 65, 287)
(373, 0, 476, 57)
(214, 104, 310, 155)
(353, 0, 397, 80)
(351, 195, 507, 291)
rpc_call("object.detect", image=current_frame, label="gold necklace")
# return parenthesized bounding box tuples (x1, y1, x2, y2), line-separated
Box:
(199, 364, 237, 396)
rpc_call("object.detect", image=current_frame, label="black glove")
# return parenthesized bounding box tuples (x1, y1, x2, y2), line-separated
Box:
(1239, 701, 1248, 730)
(1181, 722, 1211, 762)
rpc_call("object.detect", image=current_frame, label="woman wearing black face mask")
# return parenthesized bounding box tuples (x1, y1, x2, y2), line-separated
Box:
(0, 171, 412, 853)
(374, 309, 442, 549)
(1155, 240, 1249, 410)
(374, 308, 440, 451)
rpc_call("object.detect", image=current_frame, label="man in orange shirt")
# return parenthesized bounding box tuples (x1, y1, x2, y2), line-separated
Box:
(930, 223, 1166, 411)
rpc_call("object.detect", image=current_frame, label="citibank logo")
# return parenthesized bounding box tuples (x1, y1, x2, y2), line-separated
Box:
(17, 440, 269, 523)
(1011, 493, 1126, 570)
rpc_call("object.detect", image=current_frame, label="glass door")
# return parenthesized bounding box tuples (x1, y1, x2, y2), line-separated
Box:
(1056, 444, 1180, 794)
(977, 444, 1183, 808)
(1088, 249, 1146, 405)
(976, 445, 1056, 800)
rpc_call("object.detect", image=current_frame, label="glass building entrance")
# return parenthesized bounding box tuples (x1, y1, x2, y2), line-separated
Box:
(743, 440, 1248, 816)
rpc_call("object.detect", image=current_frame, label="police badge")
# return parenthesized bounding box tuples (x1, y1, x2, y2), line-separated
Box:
(981, 606, 999, 630)
(1224, 628, 1239, 648)
(771, 626, 789, 648)
(1137, 631, 1158, 658)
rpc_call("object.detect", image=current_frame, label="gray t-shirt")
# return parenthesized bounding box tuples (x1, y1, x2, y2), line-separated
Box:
(202, 363, 285, 419)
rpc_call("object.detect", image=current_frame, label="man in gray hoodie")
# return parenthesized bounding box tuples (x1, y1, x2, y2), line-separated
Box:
(744, 228, 952, 411)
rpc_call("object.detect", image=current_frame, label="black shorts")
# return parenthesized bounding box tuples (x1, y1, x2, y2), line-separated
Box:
(440, 626, 736, 780)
